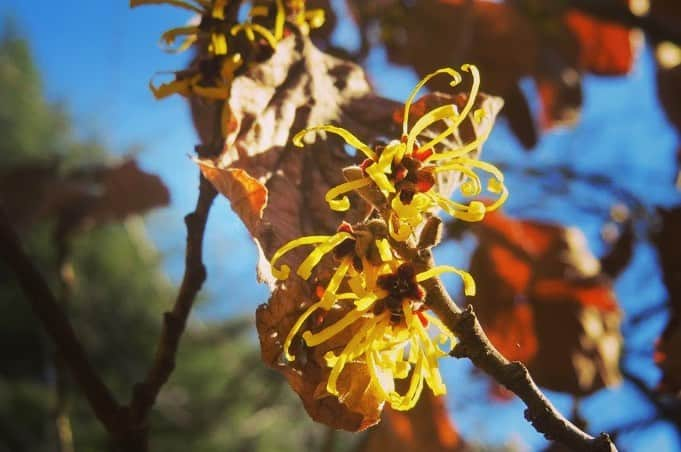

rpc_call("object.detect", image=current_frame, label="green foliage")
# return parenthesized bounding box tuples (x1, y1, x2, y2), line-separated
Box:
(0, 19, 68, 165)
(151, 319, 335, 452)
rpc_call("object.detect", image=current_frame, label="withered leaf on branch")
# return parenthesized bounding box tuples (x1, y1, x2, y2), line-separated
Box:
(0, 159, 170, 239)
(193, 31, 502, 430)
(357, 392, 464, 452)
(463, 211, 622, 396)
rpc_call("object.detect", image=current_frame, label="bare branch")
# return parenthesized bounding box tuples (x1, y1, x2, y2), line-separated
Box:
(414, 247, 618, 452)
(129, 175, 217, 425)
(0, 207, 122, 432)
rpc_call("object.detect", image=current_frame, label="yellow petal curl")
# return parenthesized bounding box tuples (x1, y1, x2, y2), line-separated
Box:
(293, 126, 377, 161)
(269, 235, 331, 279)
(297, 232, 353, 279)
(160, 26, 199, 52)
(414, 65, 481, 154)
(325, 178, 372, 211)
(402, 67, 462, 138)
(416, 265, 476, 296)
(282, 260, 352, 361)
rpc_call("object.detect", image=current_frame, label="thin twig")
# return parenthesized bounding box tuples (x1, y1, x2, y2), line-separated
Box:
(1, 175, 217, 452)
(413, 246, 618, 452)
(0, 207, 122, 432)
(128, 175, 217, 426)
(622, 369, 681, 432)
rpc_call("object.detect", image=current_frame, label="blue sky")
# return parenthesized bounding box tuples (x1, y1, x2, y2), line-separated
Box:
(3, 1, 681, 450)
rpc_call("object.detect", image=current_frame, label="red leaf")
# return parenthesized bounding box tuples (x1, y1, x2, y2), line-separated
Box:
(467, 211, 623, 395)
(564, 9, 635, 75)
(0, 159, 170, 237)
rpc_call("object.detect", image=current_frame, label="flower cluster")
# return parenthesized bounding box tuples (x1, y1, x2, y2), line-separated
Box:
(293, 66, 508, 241)
(132, 0, 324, 136)
(271, 220, 475, 410)
(272, 65, 508, 412)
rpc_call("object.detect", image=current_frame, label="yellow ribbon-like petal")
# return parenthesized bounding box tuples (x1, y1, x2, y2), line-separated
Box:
(297, 232, 352, 279)
(415, 65, 481, 153)
(429, 192, 487, 222)
(293, 126, 376, 161)
(404, 104, 459, 162)
(325, 177, 372, 211)
(231, 23, 278, 49)
(304, 9, 326, 29)
(274, 0, 286, 41)
(318, 261, 351, 307)
(303, 308, 365, 347)
(426, 108, 491, 162)
(402, 67, 462, 137)
(376, 239, 393, 262)
(160, 25, 199, 52)
(416, 265, 476, 296)
(283, 299, 324, 361)
(209, 32, 228, 55)
(212, 0, 227, 19)
(269, 235, 330, 280)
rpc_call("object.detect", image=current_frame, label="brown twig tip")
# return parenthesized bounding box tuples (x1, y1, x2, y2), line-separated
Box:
(594, 433, 618, 452)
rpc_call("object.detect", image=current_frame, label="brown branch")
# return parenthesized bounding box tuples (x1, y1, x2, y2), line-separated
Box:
(622, 369, 681, 433)
(414, 247, 618, 452)
(1, 172, 217, 452)
(0, 207, 122, 432)
(128, 175, 217, 427)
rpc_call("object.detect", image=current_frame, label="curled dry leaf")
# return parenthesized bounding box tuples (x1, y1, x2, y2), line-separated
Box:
(652, 207, 681, 395)
(0, 159, 170, 238)
(357, 392, 464, 452)
(193, 31, 502, 429)
(464, 211, 622, 396)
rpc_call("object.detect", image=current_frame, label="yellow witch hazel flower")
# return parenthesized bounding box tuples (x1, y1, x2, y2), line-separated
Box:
(132, 0, 325, 136)
(270, 220, 476, 411)
(293, 65, 508, 241)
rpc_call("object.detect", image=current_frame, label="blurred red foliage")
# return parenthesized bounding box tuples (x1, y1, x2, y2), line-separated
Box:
(465, 211, 622, 396)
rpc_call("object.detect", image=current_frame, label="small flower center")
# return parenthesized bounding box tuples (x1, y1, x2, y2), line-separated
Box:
(375, 263, 426, 324)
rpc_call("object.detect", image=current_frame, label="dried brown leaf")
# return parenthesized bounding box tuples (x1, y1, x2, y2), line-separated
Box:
(0, 159, 170, 237)
(346, 0, 636, 146)
(467, 211, 622, 396)
(196, 163, 267, 234)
